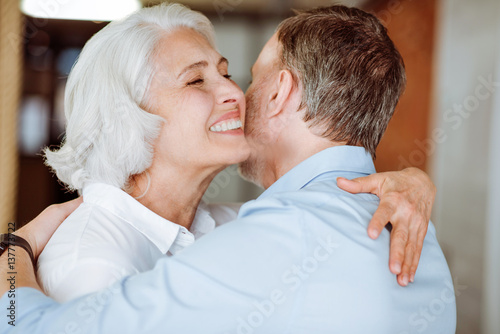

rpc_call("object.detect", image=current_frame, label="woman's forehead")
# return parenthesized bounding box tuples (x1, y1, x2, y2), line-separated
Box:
(154, 28, 222, 75)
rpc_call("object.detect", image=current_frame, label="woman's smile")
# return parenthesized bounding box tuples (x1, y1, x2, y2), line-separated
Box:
(209, 109, 244, 134)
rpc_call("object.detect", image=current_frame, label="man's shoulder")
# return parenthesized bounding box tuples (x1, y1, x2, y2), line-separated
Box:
(239, 177, 379, 229)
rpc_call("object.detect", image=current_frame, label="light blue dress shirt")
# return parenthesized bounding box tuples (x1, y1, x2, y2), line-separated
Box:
(1, 146, 456, 334)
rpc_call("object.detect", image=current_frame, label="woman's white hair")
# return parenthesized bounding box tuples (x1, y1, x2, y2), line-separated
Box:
(44, 3, 215, 192)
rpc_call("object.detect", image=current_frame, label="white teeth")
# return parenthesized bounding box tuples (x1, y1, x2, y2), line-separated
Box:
(210, 119, 242, 132)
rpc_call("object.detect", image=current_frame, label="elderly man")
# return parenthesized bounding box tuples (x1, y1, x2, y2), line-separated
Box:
(0, 5, 454, 334)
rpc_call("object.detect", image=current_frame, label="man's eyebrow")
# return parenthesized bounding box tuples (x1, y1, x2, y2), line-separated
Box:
(177, 61, 208, 78)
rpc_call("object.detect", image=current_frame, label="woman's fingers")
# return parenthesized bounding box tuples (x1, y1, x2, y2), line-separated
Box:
(409, 224, 429, 282)
(392, 203, 429, 286)
(389, 225, 407, 276)
(337, 175, 382, 195)
(339, 169, 435, 286)
(398, 236, 424, 286)
(397, 225, 418, 286)
(338, 174, 391, 239)
(367, 199, 395, 239)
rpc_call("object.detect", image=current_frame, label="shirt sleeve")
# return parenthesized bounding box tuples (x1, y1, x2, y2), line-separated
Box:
(0, 199, 304, 334)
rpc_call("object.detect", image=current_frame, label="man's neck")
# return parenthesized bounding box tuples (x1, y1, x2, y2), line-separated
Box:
(260, 139, 346, 189)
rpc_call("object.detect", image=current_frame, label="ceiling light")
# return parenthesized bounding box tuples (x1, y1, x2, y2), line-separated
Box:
(20, 0, 142, 22)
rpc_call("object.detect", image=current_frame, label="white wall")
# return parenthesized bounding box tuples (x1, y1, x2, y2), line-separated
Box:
(431, 0, 500, 333)
(482, 29, 500, 333)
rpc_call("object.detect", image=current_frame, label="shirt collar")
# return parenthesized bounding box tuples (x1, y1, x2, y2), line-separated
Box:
(82, 183, 215, 255)
(191, 200, 216, 238)
(258, 146, 376, 200)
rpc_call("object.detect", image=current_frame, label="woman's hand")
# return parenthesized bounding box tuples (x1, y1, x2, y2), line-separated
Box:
(337, 167, 436, 287)
(16, 197, 83, 259)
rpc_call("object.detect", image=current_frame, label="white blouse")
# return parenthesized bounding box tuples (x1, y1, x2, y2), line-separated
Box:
(36, 183, 240, 302)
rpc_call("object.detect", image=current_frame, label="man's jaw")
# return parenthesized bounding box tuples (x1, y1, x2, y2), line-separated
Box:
(237, 158, 265, 189)
(238, 138, 275, 189)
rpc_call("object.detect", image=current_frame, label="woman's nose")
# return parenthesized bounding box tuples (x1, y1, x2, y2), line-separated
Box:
(216, 77, 243, 105)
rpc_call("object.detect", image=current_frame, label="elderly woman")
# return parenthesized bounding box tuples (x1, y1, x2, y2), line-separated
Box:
(36, 3, 433, 302)
(38, 3, 250, 301)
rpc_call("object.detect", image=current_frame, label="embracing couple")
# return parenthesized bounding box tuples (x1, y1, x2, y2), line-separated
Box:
(0, 3, 455, 333)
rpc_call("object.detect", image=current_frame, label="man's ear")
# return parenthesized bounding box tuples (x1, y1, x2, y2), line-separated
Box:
(267, 69, 298, 119)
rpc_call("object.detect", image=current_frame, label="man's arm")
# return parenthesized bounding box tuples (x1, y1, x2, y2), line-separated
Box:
(0, 197, 82, 295)
(0, 189, 450, 334)
(337, 167, 436, 286)
(0, 203, 306, 334)
(0, 167, 434, 294)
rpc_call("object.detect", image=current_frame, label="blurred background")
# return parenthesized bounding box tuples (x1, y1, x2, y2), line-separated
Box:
(0, 0, 498, 332)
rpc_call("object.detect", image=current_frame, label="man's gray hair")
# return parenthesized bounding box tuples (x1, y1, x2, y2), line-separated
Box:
(44, 3, 215, 192)
(277, 5, 406, 158)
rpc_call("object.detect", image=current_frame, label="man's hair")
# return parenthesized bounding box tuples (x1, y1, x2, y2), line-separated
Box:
(277, 5, 406, 158)
(44, 3, 215, 192)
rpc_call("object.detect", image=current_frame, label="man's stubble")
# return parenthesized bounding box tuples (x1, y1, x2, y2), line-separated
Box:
(238, 84, 269, 189)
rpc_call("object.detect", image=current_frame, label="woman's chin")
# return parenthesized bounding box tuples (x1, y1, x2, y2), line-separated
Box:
(222, 150, 251, 166)
(215, 143, 251, 167)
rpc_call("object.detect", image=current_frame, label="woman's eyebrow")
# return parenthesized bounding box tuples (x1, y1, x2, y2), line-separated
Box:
(177, 57, 228, 79)
(218, 57, 228, 67)
(177, 61, 208, 78)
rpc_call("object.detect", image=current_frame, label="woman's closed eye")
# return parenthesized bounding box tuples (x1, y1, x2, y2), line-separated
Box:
(187, 78, 204, 86)
(187, 74, 231, 86)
